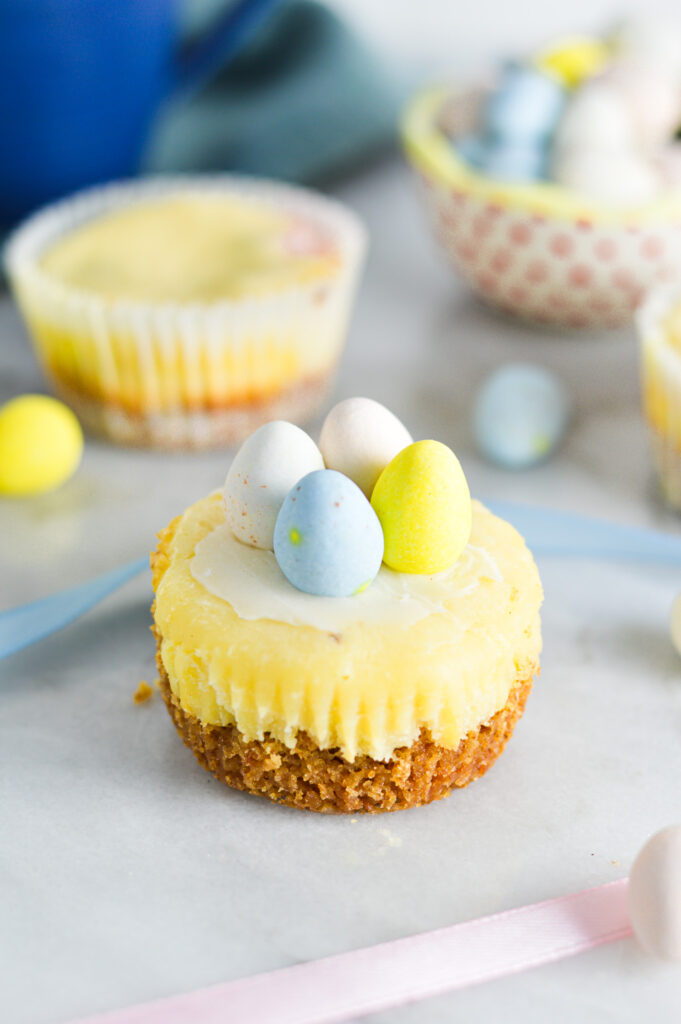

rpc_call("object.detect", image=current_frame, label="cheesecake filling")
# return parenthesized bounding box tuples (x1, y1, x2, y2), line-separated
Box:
(153, 493, 543, 761)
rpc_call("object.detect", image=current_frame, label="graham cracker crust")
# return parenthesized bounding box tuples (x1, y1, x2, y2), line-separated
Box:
(51, 373, 331, 450)
(154, 639, 534, 814)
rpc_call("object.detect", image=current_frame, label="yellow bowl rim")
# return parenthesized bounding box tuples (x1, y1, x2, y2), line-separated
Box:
(401, 86, 681, 227)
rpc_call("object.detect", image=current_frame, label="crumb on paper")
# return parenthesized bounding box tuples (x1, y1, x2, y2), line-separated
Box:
(611, 860, 620, 867)
(378, 828, 402, 848)
(133, 681, 154, 705)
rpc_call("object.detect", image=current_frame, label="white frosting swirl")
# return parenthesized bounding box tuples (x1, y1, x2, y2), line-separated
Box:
(191, 522, 503, 631)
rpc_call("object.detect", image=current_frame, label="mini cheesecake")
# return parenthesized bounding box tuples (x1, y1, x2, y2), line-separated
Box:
(151, 491, 542, 813)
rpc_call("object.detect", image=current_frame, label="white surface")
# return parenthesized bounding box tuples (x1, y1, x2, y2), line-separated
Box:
(2, 159, 681, 1023)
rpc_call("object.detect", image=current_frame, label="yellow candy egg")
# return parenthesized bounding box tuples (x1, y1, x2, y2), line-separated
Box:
(0, 395, 83, 497)
(535, 37, 610, 89)
(370, 440, 471, 574)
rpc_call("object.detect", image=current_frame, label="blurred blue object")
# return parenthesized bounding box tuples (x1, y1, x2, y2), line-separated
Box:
(454, 136, 487, 170)
(483, 63, 565, 144)
(0, 0, 402, 228)
(0, 0, 279, 226)
(480, 141, 548, 182)
(455, 135, 547, 182)
(0, 556, 148, 661)
(474, 364, 571, 469)
(147, 1, 404, 183)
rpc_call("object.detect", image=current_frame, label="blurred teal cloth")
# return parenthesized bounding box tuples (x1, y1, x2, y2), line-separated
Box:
(146, 0, 405, 182)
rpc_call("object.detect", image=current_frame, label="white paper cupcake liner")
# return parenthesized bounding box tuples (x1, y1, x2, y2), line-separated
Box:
(5, 176, 366, 449)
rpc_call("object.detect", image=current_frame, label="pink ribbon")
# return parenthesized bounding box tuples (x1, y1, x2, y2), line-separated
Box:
(69, 879, 632, 1024)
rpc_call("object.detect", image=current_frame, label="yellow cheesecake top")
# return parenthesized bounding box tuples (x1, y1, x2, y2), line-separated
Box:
(41, 195, 341, 303)
(152, 492, 542, 761)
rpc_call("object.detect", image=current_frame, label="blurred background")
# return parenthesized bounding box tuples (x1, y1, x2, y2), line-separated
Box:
(5, 0, 681, 545)
(2, 0, 681, 222)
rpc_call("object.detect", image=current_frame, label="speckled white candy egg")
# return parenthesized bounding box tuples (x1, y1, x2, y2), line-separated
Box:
(319, 397, 413, 498)
(552, 149, 659, 204)
(553, 84, 635, 155)
(628, 825, 681, 961)
(474, 364, 570, 469)
(224, 421, 324, 549)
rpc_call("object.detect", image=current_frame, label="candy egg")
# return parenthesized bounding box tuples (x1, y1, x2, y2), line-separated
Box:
(483, 64, 566, 143)
(224, 421, 324, 550)
(474, 365, 570, 470)
(273, 469, 384, 597)
(599, 61, 681, 150)
(0, 394, 83, 497)
(480, 141, 548, 182)
(553, 83, 635, 154)
(370, 440, 471, 574)
(319, 397, 413, 498)
(534, 36, 610, 89)
(628, 825, 681, 961)
(551, 148, 659, 204)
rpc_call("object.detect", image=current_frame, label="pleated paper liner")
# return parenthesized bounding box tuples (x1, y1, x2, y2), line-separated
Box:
(5, 176, 366, 449)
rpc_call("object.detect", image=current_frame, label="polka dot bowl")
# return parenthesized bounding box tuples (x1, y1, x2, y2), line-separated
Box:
(402, 87, 681, 329)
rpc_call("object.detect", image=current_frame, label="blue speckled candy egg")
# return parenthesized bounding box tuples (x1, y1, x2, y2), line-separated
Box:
(480, 141, 548, 182)
(474, 364, 570, 469)
(274, 469, 384, 597)
(483, 64, 565, 143)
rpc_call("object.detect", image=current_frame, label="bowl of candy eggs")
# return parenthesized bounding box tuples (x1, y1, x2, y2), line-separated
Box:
(402, 20, 681, 328)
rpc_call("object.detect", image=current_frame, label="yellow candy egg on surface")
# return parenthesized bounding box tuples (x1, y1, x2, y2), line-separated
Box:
(535, 37, 610, 89)
(0, 395, 83, 497)
(370, 440, 471, 574)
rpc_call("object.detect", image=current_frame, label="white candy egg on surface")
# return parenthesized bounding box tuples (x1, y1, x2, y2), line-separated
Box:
(474, 364, 570, 469)
(552, 149, 659, 204)
(628, 825, 681, 961)
(553, 84, 635, 155)
(319, 397, 413, 498)
(599, 61, 681, 150)
(224, 421, 323, 550)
